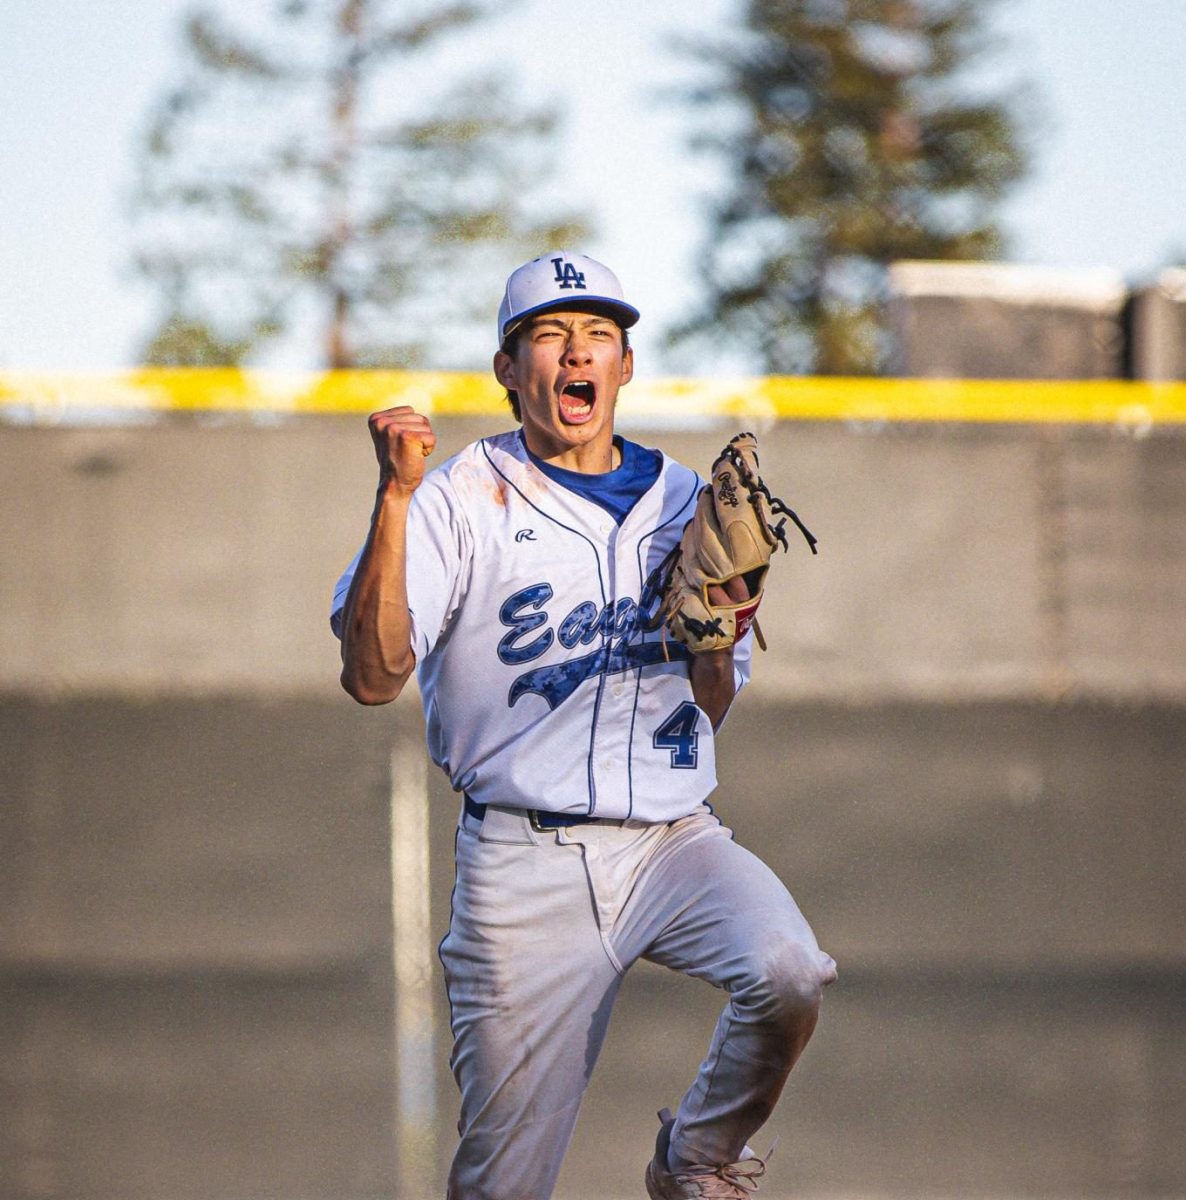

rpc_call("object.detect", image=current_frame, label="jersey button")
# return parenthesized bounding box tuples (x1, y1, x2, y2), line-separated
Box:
(612, 684, 625, 698)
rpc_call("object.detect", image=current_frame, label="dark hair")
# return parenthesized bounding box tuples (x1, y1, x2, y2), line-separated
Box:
(500, 323, 631, 422)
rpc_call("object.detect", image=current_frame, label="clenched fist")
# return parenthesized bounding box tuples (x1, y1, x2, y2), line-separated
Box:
(368, 406, 436, 494)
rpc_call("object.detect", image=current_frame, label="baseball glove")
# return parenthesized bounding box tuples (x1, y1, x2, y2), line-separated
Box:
(653, 432, 817, 653)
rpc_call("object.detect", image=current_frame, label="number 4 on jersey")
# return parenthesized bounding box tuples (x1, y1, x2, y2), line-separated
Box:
(653, 701, 701, 768)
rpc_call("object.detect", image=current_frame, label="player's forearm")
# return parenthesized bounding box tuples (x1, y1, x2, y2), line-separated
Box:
(339, 483, 418, 705)
(689, 648, 737, 731)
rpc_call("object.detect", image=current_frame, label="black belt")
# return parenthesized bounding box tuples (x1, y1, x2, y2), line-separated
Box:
(463, 794, 615, 831)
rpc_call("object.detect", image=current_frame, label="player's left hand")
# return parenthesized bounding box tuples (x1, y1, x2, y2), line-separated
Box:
(656, 432, 817, 653)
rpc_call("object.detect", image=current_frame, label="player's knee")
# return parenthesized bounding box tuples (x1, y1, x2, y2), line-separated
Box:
(740, 939, 837, 1026)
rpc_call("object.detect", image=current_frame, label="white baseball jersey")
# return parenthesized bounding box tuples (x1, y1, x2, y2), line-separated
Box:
(331, 430, 753, 823)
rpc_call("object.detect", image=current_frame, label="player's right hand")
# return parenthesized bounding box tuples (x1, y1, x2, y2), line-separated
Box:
(368, 406, 436, 494)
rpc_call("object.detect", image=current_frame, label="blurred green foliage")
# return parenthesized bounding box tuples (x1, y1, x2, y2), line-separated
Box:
(129, 0, 585, 369)
(672, 0, 1031, 374)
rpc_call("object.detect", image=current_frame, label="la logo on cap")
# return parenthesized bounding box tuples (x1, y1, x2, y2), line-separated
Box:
(551, 256, 587, 291)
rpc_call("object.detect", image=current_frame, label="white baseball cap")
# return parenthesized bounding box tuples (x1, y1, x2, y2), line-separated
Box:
(497, 251, 640, 346)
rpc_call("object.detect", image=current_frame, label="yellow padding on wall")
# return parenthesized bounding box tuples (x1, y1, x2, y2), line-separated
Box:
(2, 369, 1185, 425)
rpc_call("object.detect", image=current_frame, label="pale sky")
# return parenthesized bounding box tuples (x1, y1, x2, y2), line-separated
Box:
(1, 0, 1184, 377)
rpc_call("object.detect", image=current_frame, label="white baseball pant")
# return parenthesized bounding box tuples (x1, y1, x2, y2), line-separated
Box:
(439, 803, 837, 1199)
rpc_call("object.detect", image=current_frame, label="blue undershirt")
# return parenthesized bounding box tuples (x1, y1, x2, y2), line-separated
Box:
(522, 432, 663, 525)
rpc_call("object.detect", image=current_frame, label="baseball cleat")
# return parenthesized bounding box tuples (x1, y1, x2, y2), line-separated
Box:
(644, 1108, 769, 1198)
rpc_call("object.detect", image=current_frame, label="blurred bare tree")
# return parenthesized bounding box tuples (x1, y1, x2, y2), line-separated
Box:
(672, 0, 1030, 374)
(129, 0, 584, 368)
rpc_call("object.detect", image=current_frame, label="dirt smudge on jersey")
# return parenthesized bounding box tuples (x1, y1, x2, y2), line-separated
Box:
(452, 457, 509, 508)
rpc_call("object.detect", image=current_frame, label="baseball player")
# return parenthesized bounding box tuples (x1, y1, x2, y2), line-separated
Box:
(332, 252, 836, 1199)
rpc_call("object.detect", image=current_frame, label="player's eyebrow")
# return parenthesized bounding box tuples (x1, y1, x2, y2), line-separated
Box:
(528, 315, 617, 333)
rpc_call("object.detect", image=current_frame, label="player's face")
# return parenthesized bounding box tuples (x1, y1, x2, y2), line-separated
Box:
(494, 311, 633, 471)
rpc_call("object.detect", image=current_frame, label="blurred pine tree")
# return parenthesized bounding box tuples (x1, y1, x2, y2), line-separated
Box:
(129, 0, 585, 368)
(671, 0, 1031, 374)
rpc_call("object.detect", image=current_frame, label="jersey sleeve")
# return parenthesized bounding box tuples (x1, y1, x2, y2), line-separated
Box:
(329, 548, 363, 639)
(329, 471, 472, 661)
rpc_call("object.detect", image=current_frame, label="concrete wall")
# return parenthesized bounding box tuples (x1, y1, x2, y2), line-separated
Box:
(891, 260, 1186, 384)
(3, 417, 1185, 701)
(0, 695, 400, 1200)
(2, 415, 1185, 1199)
(1132, 268, 1186, 381)
(889, 262, 1130, 379)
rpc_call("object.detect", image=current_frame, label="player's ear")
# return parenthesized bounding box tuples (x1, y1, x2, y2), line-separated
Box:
(620, 344, 634, 386)
(493, 350, 517, 392)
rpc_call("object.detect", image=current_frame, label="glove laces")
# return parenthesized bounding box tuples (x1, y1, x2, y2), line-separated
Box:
(669, 1152, 769, 1197)
(718, 437, 818, 555)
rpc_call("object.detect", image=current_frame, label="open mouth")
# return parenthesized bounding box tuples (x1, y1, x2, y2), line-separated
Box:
(559, 380, 596, 423)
